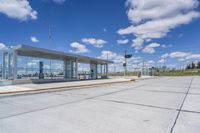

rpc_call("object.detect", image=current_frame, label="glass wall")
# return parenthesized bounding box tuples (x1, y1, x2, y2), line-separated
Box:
(78, 63, 90, 79)
(72, 61, 77, 78)
(17, 56, 64, 79)
(97, 64, 102, 78)
(101, 64, 107, 78)
(2, 52, 14, 79)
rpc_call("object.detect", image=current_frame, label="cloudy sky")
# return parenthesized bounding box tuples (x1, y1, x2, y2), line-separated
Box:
(0, 0, 200, 71)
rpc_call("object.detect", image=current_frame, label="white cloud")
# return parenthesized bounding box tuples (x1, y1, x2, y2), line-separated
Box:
(161, 44, 173, 48)
(117, 39, 129, 44)
(98, 50, 157, 71)
(70, 42, 89, 53)
(30, 36, 39, 43)
(186, 54, 200, 60)
(52, 0, 66, 4)
(82, 38, 107, 48)
(131, 37, 144, 50)
(98, 50, 124, 64)
(158, 53, 169, 63)
(126, 0, 199, 24)
(159, 52, 200, 62)
(98, 50, 140, 64)
(147, 60, 155, 64)
(169, 51, 190, 58)
(158, 59, 166, 63)
(136, 60, 155, 68)
(161, 53, 169, 59)
(118, 0, 200, 50)
(142, 43, 160, 54)
(0, 43, 7, 50)
(0, 0, 38, 21)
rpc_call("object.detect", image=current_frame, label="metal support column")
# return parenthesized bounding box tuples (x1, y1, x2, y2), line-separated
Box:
(13, 51, 18, 80)
(100, 64, 102, 78)
(2, 52, 6, 79)
(106, 64, 108, 78)
(75, 59, 78, 79)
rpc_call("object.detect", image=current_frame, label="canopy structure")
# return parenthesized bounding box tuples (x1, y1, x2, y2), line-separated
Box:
(2, 45, 113, 83)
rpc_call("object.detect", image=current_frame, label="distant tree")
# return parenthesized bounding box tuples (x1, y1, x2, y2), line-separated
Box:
(191, 62, 196, 69)
(197, 61, 200, 69)
(186, 64, 191, 70)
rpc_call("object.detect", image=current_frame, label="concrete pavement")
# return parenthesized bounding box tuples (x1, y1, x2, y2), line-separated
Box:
(0, 78, 135, 95)
(0, 76, 200, 133)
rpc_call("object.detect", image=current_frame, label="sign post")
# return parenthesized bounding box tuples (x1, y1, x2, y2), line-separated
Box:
(124, 51, 132, 77)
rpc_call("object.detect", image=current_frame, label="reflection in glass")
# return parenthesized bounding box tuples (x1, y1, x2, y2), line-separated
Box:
(17, 56, 64, 79)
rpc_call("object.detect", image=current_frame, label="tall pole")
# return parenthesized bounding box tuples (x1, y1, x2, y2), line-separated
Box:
(106, 52, 108, 60)
(49, 25, 52, 45)
(142, 59, 145, 76)
(124, 50, 127, 77)
(163, 57, 166, 72)
(114, 66, 116, 73)
(48, 25, 56, 45)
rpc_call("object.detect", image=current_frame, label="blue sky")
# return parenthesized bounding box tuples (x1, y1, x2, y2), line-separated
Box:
(0, 0, 200, 71)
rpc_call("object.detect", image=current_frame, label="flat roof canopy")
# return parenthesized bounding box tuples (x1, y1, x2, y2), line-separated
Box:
(11, 45, 113, 64)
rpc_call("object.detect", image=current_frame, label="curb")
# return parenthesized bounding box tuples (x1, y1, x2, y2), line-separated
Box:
(0, 80, 134, 97)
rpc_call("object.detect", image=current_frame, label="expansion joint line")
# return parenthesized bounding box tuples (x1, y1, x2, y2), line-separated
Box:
(0, 84, 144, 120)
(170, 77, 194, 133)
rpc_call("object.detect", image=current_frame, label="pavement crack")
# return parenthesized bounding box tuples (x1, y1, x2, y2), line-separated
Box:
(93, 98, 176, 111)
(137, 89, 187, 94)
(170, 77, 194, 133)
(180, 109, 200, 114)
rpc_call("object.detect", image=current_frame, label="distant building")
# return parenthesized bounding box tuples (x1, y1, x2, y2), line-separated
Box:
(141, 67, 158, 76)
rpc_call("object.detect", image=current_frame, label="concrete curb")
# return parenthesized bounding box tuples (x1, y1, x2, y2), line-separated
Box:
(0, 80, 134, 97)
(135, 76, 159, 81)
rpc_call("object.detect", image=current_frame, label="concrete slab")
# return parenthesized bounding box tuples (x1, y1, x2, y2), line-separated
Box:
(188, 88, 200, 94)
(97, 88, 185, 109)
(182, 94, 200, 112)
(0, 93, 85, 119)
(0, 99, 176, 133)
(137, 86, 188, 93)
(0, 101, 26, 119)
(172, 112, 200, 133)
(0, 76, 199, 133)
(54, 82, 140, 97)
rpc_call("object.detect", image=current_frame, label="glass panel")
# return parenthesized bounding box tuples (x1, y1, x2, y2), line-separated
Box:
(97, 64, 102, 78)
(17, 56, 64, 80)
(78, 63, 90, 79)
(8, 53, 14, 79)
(72, 61, 76, 78)
(4, 53, 9, 79)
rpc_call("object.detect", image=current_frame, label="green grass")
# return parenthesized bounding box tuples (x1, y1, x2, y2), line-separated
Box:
(109, 70, 200, 76)
(159, 70, 200, 76)
(108, 72, 138, 76)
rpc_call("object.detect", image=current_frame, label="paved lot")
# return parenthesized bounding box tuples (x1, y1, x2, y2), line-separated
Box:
(0, 76, 200, 133)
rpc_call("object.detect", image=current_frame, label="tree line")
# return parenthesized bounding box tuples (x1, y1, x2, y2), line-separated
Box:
(186, 61, 200, 69)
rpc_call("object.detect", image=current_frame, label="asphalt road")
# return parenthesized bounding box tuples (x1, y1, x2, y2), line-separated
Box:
(0, 76, 200, 133)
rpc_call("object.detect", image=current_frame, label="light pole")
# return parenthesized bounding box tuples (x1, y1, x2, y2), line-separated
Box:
(124, 50, 127, 77)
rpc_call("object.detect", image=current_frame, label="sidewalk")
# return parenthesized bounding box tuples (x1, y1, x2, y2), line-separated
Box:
(0, 76, 153, 96)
